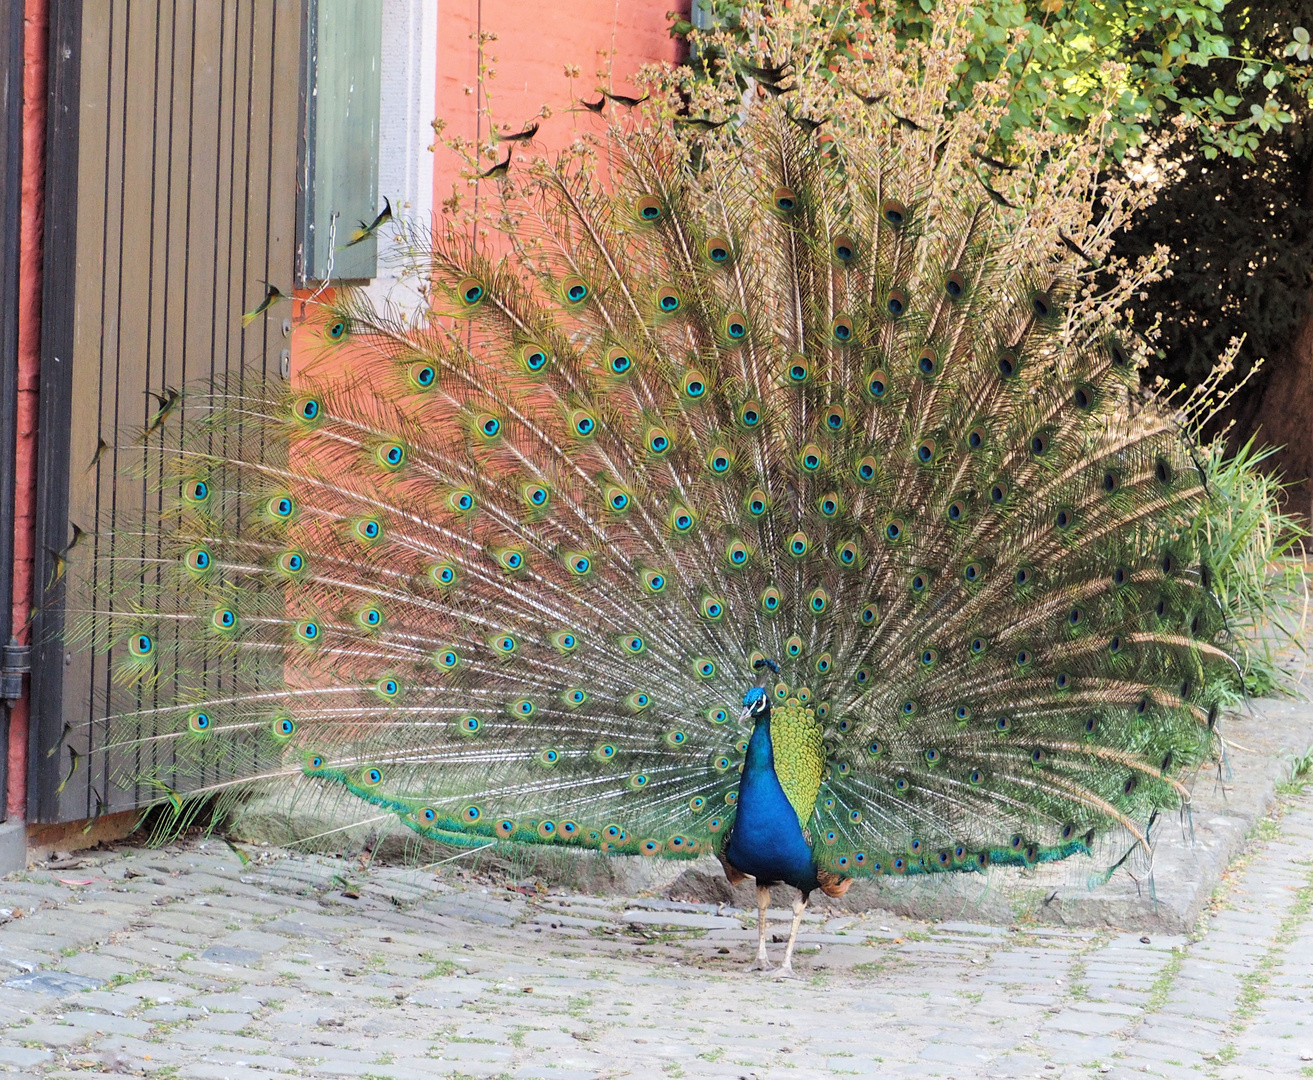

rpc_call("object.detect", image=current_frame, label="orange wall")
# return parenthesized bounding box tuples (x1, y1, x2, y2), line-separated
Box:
(7, 0, 48, 820)
(432, 0, 686, 214)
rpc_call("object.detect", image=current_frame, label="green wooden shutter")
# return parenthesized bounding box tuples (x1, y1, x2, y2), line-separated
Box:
(300, 0, 383, 282)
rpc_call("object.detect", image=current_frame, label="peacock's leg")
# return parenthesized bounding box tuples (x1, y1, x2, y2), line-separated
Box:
(750, 882, 773, 971)
(773, 893, 808, 979)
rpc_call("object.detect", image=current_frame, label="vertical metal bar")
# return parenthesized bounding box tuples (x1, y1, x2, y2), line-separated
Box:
(28, 0, 83, 822)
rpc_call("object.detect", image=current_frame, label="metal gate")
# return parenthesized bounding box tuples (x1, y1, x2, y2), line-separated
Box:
(29, 0, 303, 823)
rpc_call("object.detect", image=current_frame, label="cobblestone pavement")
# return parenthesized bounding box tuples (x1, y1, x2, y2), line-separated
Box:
(0, 790, 1309, 1080)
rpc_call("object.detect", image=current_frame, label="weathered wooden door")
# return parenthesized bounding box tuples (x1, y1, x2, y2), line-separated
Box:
(29, 0, 303, 822)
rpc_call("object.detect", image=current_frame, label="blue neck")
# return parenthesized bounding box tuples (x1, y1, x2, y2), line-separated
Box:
(725, 706, 818, 892)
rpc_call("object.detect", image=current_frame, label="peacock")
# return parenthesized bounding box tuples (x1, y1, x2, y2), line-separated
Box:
(79, 7, 1241, 976)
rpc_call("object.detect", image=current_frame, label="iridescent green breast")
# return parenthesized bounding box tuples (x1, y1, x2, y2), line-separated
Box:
(769, 697, 824, 827)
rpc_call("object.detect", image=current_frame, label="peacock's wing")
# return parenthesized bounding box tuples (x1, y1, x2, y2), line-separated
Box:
(769, 699, 826, 829)
(82, 66, 1235, 879)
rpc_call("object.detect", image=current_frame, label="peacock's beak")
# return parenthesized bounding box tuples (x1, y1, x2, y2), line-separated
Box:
(738, 705, 755, 726)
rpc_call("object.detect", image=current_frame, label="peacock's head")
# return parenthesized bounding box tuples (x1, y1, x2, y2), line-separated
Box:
(740, 686, 770, 724)
(740, 656, 780, 724)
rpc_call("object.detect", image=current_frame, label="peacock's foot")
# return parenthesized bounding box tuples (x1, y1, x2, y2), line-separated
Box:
(771, 964, 801, 981)
(749, 956, 775, 973)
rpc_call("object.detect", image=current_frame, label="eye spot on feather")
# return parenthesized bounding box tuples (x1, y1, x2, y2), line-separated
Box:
(833, 233, 856, 262)
(1108, 635, 1124, 654)
(1055, 508, 1073, 529)
(724, 312, 748, 340)
(184, 478, 210, 504)
(495, 548, 525, 572)
(880, 199, 907, 226)
(1073, 384, 1094, 410)
(990, 481, 1008, 505)
(562, 276, 589, 305)
(273, 716, 296, 739)
(910, 572, 927, 593)
(1054, 672, 1071, 690)
(886, 289, 908, 317)
(434, 649, 459, 670)
(968, 636, 986, 655)
(831, 315, 854, 343)
(570, 409, 598, 437)
(519, 344, 549, 372)
(955, 705, 972, 722)
(1031, 291, 1053, 318)
(429, 562, 457, 587)
(1029, 432, 1048, 456)
(1155, 458, 1174, 485)
(787, 531, 811, 557)
(836, 540, 859, 567)
(966, 426, 985, 450)
(995, 716, 1011, 732)
(866, 370, 888, 399)
(409, 362, 436, 389)
(1014, 649, 1032, 667)
(916, 439, 935, 464)
(294, 396, 321, 422)
(459, 715, 481, 733)
(630, 773, 650, 789)
(725, 539, 750, 567)
(606, 347, 633, 375)
(944, 270, 965, 298)
(856, 456, 878, 484)
(917, 350, 937, 377)
(707, 447, 733, 475)
(807, 588, 830, 615)
(188, 711, 212, 734)
(622, 634, 646, 655)
(700, 596, 726, 621)
(855, 666, 871, 686)
(646, 427, 671, 456)
(634, 194, 663, 221)
(705, 235, 731, 263)
(739, 401, 762, 428)
(1109, 338, 1129, 368)
(787, 355, 811, 384)
(656, 285, 682, 313)
(885, 519, 903, 542)
(325, 318, 348, 341)
(538, 749, 559, 766)
(457, 276, 485, 306)
(362, 767, 383, 787)
(772, 186, 798, 212)
(824, 405, 846, 431)
(759, 587, 782, 613)
(859, 603, 880, 626)
(997, 352, 1018, 378)
(670, 506, 696, 533)
(962, 560, 982, 583)
(682, 370, 708, 398)
(185, 547, 213, 574)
